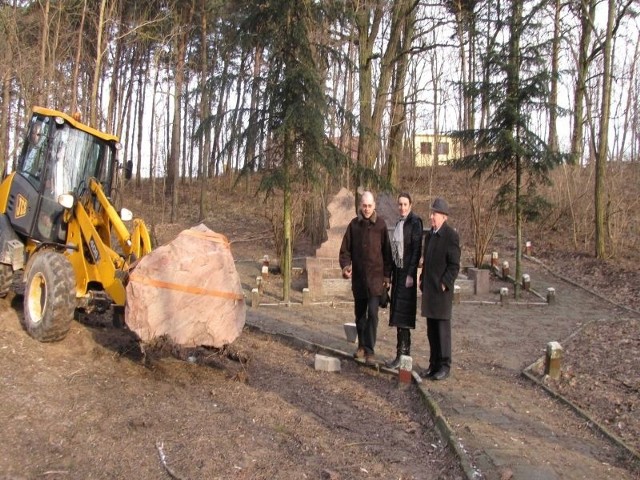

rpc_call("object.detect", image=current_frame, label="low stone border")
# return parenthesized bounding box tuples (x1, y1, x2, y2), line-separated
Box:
(415, 376, 483, 479)
(522, 364, 640, 470)
(243, 321, 480, 480)
(524, 254, 640, 316)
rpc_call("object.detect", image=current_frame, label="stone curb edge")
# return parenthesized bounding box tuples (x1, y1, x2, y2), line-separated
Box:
(415, 378, 482, 479)
(521, 366, 640, 470)
(523, 254, 640, 316)
(243, 321, 480, 480)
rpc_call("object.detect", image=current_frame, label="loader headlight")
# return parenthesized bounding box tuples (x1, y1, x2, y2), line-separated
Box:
(58, 194, 75, 209)
(120, 208, 133, 222)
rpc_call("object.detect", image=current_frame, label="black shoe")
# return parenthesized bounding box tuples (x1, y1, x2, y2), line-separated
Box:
(419, 367, 436, 379)
(431, 369, 450, 381)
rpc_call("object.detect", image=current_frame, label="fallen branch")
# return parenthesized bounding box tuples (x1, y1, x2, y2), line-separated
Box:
(155, 441, 186, 480)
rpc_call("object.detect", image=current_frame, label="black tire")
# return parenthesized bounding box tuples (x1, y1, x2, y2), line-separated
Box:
(0, 263, 12, 298)
(22, 251, 75, 342)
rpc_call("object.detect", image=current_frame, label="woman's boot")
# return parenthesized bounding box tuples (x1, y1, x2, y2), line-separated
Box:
(386, 328, 409, 370)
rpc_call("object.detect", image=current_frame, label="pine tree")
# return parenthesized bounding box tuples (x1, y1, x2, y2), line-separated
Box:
(452, 0, 564, 298)
(234, 0, 345, 302)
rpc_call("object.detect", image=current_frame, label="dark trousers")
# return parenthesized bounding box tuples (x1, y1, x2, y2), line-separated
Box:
(427, 317, 451, 372)
(354, 296, 380, 355)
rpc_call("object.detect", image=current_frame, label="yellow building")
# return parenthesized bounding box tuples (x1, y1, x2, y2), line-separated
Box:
(414, 133, 461, 167)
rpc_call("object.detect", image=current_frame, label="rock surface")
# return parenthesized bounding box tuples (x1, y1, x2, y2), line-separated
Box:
(125, 223, 246, 347)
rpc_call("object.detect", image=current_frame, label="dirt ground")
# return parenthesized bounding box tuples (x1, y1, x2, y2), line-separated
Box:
(1, 186, 639, 479)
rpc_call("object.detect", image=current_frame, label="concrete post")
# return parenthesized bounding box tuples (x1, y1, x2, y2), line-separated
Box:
(453, 285, 461, 304)
(502, 261, 510, 280)
(491, 251, 499, 268)
(546, 287, 556, 304)
(500, 287, 509, 304)
(251, 288, 260, 308)
(398, 355, 413, 385)
(545, 341, 563, 379)
(522, 273, 531, 291)
(302, 288, 311, 307)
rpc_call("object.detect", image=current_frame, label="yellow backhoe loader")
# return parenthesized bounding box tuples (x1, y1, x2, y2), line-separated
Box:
(0, 107, 152, 341)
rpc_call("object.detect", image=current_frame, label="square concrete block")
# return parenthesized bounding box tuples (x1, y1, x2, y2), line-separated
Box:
(399, 355, 412, 371)
(343, 322, 357, 343)
(468, 267, 490, 295)
(314, 354, 341, 372)
(305, 257, 324, 300)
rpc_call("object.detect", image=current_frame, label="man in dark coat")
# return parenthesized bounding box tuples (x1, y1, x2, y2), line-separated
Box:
(419, 197, 460, 380)
(339, 191, 393, 364)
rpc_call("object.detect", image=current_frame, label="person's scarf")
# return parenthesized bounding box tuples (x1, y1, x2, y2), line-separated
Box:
(392, 216, 406, 268)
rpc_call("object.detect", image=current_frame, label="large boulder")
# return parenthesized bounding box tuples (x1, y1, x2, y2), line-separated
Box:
(125, 224, 246, 347)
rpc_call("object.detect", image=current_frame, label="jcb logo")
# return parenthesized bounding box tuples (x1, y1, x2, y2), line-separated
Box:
(15, 194, 28, 218)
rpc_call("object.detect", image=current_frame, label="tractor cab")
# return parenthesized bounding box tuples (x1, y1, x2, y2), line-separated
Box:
(9, 107, 119, 246)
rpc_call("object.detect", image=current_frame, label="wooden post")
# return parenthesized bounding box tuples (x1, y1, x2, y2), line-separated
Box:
(522, 273, 531, 291)
(525, 240, 532, 256)
(491, 251, 499, 268)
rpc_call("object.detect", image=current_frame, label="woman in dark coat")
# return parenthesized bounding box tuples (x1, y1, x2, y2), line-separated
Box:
(386, 193, 423, 369)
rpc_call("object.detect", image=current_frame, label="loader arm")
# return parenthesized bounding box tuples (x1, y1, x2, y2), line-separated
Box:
(65, 200, 128, 306)
(63, 178, 152, 306)
(88, 178, 152, 258)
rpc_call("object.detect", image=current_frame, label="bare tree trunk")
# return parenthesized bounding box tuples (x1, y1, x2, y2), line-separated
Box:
(36, 0, 50, 107)
(355, 1, 381, 184)
(617, 31, 639, 161)
(199, 0, 210, 221)
(386, 0, 414, 187)
(547, 0, 561, 152)
(595, 0, 615, 259)
(355, 0, 404, 197)
(168, 1, 195, 222)
(508, 0, 523, 298)
(570, 0, 595, 165)
(282, 131, 293, 304)
(90, 0, 108, 128)
(71, 0, 87, 113)
(135, 50, 149, 187)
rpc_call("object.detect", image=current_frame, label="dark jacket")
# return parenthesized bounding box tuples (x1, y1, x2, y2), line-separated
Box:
(339, 211, 393, 300)
(389, 211, 423, 328)
(420, 221, 460, 320)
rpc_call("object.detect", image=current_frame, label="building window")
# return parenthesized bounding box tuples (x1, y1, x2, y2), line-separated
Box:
(437, 142, 449, 155)
(420, 142, 432, 155)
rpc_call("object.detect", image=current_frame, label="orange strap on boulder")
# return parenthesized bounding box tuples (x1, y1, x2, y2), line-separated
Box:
(129, 272, 243, 301)
(180, 229, 230, 247)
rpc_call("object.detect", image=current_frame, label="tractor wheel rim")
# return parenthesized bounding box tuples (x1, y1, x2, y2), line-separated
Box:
(27, 272, 46, 324)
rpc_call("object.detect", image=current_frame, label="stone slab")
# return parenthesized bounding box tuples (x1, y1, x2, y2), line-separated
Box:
(468, 267, 490, 295)
(314, 354, 341, 372)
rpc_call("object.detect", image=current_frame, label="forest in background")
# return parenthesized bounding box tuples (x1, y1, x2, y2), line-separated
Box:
(1, 0, 639, 299)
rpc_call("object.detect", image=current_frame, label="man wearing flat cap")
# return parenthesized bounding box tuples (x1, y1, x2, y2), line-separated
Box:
(419, 197, 460, 380)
